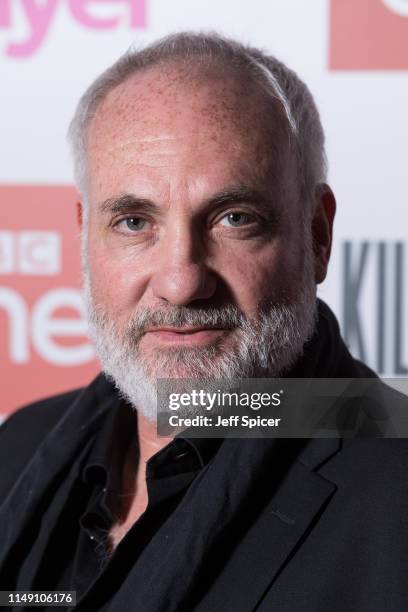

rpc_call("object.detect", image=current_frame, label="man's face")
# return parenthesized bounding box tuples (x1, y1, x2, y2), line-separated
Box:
(81, 66, 318, 418)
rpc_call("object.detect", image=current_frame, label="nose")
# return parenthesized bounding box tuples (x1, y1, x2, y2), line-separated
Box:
(152, 263, 216, 305)
(150, 227, 216, 306)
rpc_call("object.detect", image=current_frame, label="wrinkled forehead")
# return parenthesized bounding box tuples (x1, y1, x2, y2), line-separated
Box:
(87, 62, 296, 199)
(90, 61, 293, 149)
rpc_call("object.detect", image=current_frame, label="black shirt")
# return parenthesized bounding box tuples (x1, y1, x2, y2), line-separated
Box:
(34, 397, 223, 609)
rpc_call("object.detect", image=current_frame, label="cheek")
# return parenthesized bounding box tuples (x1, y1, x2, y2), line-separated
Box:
(216, 241, 303, 313)
(86, 240, 149, 319)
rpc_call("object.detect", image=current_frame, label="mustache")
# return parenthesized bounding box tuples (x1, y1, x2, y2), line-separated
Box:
(124, 305, 247, 334)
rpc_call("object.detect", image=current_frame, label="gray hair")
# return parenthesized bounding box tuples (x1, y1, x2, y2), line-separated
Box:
(68, 31, 327, 216)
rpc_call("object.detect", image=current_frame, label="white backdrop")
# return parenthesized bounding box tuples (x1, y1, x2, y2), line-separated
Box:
(1, 0, 407, 415)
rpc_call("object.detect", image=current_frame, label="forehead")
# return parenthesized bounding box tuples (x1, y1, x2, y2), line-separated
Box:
(86, 64, 293, 204)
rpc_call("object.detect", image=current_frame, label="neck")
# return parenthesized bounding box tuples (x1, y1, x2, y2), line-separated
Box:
(108, 411, 173, 548)
(120, 411, 173, 496)
(137, 411, 174, 465)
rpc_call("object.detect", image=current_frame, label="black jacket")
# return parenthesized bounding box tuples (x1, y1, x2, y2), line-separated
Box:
(1, 301, 408, 612)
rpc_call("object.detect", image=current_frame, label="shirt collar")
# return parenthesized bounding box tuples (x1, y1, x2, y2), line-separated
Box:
(81, 397, 223, 491)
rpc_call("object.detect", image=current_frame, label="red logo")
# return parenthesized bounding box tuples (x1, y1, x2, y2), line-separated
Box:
(0, 185, 99, 417)
(330, 0, 408, 69)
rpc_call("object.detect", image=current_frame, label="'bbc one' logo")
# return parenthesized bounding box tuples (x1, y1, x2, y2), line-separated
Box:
(0, 0, 147, 58)
(0, 230, 93, 366)
(330, 0, 408, 70)
(0, 185, 98, 415)
(0, 230, 61, 276)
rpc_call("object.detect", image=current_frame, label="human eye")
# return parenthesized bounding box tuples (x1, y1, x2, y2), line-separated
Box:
(218, 211, 255, 228)
(114, 216, 150, 234)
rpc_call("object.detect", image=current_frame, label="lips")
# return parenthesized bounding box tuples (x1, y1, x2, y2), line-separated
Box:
(143, 326, 228, 345)
(145, 326, 221, 334)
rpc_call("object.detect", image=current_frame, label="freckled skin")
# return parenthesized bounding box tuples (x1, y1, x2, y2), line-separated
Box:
(84, 64, 320, 341)
(80, 64, 336, 544)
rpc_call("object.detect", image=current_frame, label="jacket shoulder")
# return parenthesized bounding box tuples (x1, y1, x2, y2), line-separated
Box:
(0, 388, 84, 494)
(322, 437, 408, 502)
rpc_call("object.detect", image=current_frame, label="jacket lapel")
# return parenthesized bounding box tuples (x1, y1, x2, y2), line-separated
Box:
(95, 438, 340, 612)
(0, 375, 113, 575)
(191, 438, 341, 612)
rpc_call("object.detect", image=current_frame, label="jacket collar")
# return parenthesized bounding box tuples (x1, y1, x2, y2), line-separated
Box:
(0, 300, 361, 607)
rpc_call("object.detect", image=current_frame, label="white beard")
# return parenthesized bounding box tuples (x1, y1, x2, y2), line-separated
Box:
(82, 241, 317, 422)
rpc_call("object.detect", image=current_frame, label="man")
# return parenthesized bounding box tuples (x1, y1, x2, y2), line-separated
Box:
(0, 32, 407, 612)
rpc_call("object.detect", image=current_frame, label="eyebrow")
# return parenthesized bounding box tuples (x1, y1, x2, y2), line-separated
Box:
(99, 186, 281, 221)
(100, 195, 158, 216)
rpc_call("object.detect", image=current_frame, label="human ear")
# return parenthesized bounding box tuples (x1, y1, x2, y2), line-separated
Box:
(312, 183, 336, 284)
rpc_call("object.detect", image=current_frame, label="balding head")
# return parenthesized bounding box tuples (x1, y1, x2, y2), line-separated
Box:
(68, 32, 327, 218)
(86, 61, 296, 225)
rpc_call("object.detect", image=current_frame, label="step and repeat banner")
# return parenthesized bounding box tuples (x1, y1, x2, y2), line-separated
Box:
(1, 0, 407, 417)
